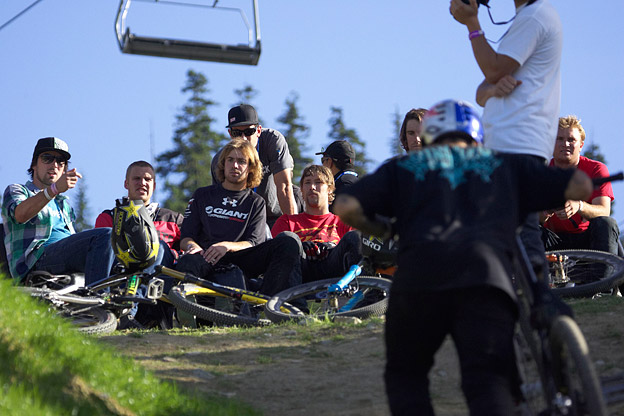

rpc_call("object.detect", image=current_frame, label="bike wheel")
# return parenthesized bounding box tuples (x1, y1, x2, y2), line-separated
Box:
(548, 315, 607, 416)
(264, 276, 391, 323)
(168, 284, 272, 327)
(20, 287, 117, 334)
(547, 250, 624, 298)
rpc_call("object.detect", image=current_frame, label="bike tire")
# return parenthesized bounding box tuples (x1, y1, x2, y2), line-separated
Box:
(20, 287, 117, 334)
(547, 250, 624, 298)
(548, 315, 607, 416)
(168, 284, 272, 327)
(264, 276, 391, 323)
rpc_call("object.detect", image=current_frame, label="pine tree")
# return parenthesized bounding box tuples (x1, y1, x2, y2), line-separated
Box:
(156, 70, 228, 213)
(73, 180, 92, 232)
(389, 106, 403, 157)
(582, 142, 606, 164)
(277, 92, 313, 180)
(327, 106, 372, 176)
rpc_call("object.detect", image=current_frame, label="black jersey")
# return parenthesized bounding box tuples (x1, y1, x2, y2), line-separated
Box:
(341, 146, 574, 298)
(181, 185, 267, 249)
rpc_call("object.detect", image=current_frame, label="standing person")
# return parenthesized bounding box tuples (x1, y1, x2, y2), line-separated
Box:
(211, 104, 298, 228)
(179, 139, 302, 297)
(450, 0, 563, 270)
(542, 116, 619, 254)
(2, 137, 115, 285)
(271, 165, 361, 283)
(316, 140, 359, 197)
(95, 160, 184, 267)
(333, 100, 593, 415)
(399, 108, 428, 152)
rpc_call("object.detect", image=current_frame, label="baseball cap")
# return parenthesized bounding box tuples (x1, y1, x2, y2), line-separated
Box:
(32, 137, 71, 162)
(315, 140, 356, 162)
(226, 104, 259, 128)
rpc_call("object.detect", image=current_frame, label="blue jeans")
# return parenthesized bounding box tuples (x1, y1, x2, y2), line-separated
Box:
(35, 228, 115, 285)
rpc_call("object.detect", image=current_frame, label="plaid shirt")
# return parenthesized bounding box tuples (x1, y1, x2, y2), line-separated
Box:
(1, 181, 76, 280)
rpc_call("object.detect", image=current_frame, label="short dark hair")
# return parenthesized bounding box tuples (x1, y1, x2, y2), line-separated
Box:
(126, 160, 156, 188)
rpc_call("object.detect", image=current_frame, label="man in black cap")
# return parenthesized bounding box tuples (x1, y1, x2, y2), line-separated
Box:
(1, 137, 115, 285)
(211, 104, 298, 228)
(317, 140, 359, 195)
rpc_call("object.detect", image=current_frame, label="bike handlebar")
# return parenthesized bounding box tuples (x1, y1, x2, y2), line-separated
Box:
(592, 172, 623, 187)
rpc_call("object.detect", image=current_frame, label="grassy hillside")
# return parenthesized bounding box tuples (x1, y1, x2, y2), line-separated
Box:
(0, 276, 260, 416)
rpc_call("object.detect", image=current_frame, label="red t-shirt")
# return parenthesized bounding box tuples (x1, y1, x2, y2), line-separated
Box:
(544, 156, 614, 234)
(271, 212, 353, 244)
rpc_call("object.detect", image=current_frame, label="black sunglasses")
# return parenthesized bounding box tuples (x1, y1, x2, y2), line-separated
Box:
(230, 126, 257, 137)
(40, 153, 67, 165)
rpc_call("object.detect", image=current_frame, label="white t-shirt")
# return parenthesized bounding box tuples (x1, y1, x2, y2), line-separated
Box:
(482, 0, 562, 160)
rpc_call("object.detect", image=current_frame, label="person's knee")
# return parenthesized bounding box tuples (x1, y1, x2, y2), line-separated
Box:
(273, 231, 303, 257)
(588, 216, 619, 235)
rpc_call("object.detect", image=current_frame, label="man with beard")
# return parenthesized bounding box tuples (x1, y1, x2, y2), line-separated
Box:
(2, 137, 115, 285)
(271, 165, 361, 282)
(177, 139, 302, 296)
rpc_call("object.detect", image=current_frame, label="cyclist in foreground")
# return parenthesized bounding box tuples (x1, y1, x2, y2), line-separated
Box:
(333, 99, 593, 416)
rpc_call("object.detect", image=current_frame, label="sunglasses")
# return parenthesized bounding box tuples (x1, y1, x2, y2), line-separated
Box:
(40, 153, 67, 165)
(230, 126, 257, 137)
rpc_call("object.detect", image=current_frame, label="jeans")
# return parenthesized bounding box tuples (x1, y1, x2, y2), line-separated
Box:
(302, 230, 363, 283)
(35, 228, 115, 286)
(384, 286, 517, 416)
(547, 216, 620, 255)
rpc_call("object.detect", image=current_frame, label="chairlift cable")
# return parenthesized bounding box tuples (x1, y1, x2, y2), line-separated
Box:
(0, 0, 45, 32)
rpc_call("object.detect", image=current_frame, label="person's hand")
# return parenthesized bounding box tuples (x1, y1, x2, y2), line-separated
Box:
(56, 168, 82, 193)
(554, 200, 581, 220)
(202, 242, 228, 265)
(494, 75, 522, 98)
(450, 0, 479, 26)
(302, 241, 336, 261)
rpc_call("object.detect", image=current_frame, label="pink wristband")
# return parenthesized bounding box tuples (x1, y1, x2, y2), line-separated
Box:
(50, 182, 58, 195)
(469, 30, 484, 40)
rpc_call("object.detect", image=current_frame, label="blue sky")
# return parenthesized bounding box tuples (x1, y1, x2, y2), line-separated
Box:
(2, 0, 623, 228)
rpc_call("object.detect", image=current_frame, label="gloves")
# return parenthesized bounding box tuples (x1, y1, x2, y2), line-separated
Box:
(302, 241, 336, 261)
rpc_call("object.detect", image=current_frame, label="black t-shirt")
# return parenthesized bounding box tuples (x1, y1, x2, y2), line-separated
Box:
(341, 146, 574, 298)
(181, 185, 267, 249)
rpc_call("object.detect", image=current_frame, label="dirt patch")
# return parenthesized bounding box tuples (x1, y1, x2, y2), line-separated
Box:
(100, 299, 624, 416)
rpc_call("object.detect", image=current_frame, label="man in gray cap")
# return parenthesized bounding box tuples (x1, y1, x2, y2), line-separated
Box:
(211, 104, 298, 228)
(1, 137, 115, 285)
(317, 140, 359, 195)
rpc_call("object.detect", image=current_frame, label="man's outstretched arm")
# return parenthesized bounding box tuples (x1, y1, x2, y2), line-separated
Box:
(333, 194, 391, 239)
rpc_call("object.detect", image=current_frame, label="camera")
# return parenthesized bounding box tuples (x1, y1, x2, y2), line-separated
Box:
(461, 0, 490, 6)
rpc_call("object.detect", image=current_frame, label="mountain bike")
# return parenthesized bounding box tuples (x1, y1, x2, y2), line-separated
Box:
(263, 233, 396, 323)
(546, 249, 624, 298)
(19, 267, 165, 334)
(158, 265, 300, 327)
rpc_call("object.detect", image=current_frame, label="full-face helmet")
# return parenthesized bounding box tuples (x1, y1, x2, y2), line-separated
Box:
(421, 99, 484, 146)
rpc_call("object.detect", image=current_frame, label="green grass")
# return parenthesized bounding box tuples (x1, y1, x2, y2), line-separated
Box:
(0, 277, 261, 416)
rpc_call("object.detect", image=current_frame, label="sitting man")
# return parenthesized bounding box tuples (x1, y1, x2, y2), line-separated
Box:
(542, 115, 619, 255)
(333, 99, 593, 415)
(2, 137, 114, 285)
(95, 160, 184, 267)
(177, 139, 302, 297)
(316, 140, 359, 195)
(271, 165, 362, 283)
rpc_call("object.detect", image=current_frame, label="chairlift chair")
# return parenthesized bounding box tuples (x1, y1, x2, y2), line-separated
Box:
(115, 0, 261, 65)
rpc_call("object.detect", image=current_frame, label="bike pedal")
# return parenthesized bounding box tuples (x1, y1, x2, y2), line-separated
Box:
(147, 278, 165, 299)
